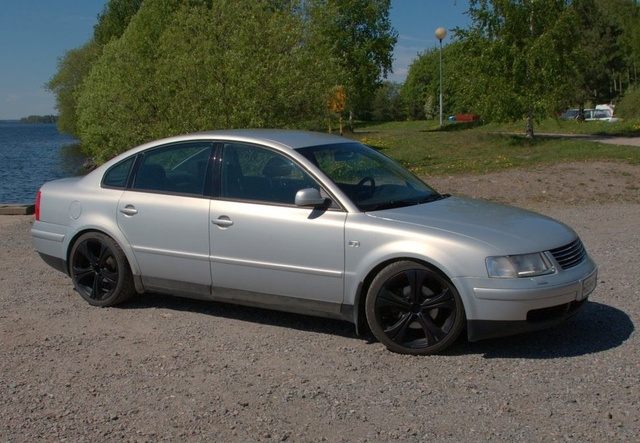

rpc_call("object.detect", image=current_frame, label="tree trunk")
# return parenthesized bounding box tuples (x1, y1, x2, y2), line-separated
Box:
(525, 115, 534, 139)
(578, 103, 585, 122)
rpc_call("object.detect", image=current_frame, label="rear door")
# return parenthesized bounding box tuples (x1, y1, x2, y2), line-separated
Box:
(116, 141, 213, 296)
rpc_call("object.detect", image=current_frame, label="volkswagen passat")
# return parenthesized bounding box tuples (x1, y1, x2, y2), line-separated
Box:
(31, 130, 597, 355)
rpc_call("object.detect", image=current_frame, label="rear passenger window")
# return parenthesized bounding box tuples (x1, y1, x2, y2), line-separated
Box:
(103, 157, 135, 189)
(220, 143, 316, 204)
(132, 142, 212, 195)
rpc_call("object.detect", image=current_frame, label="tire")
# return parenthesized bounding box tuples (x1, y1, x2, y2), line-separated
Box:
(365, 261, 465, 355)
(69, 232, 135, 307)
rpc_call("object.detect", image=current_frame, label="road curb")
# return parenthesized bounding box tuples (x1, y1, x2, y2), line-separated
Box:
(0, 204, 35, 215)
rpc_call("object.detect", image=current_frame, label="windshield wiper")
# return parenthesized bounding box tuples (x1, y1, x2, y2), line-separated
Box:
(363, 193, 449, 211)
(417, 193, 449, 203)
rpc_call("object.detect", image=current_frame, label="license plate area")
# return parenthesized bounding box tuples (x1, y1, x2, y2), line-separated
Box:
(579, 271, 597, 300)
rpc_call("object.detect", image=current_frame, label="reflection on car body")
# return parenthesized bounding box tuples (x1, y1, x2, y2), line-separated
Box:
(31, 130, 597, 355)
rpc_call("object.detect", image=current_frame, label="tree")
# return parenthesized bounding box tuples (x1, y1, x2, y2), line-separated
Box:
(94, 0, 144, 45)
(55, 0, 396, 162)
(456, 0, 583, 137)
(75, 0, 344, 162)
(306, 0, 398, 119)
(46, 0, 143, 136)
(402, 41, 469, 121)
(570, 0, 625, 116)
(45, 41, 100, 136)
(371, 81, 405, 121)
(402, 48, 439, 120)
(597, 0, 640, 92)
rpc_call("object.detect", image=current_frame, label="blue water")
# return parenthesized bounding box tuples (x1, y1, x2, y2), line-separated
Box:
(0, 121, 86, 204)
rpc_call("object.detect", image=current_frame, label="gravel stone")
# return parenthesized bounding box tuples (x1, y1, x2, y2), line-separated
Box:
(1, 160, 638, 442)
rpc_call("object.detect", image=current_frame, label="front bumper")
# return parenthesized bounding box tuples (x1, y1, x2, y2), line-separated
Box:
(467, 298, 588, 341)
(453, 258, 597, 342)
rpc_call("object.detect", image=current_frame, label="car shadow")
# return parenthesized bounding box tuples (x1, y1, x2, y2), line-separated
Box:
(446, 301, 634, 359)
(118, 296, 632, 358)
(118, 292, 357, 338)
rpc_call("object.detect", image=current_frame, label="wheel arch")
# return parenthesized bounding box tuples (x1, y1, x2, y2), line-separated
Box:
(65, 228, 144, 294)
(352, 256, 456, 337)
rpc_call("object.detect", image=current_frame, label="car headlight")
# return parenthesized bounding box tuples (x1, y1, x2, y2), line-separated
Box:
(486, 253, 554, 278)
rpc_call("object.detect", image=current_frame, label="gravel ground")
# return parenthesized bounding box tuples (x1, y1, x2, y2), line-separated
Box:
(1, 160, 639, 442)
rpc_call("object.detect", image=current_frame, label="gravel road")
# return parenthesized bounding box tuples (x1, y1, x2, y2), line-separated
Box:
(1, 161, 638, 442)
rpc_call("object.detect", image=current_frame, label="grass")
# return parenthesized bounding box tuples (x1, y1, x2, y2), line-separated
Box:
(346, 118, 640, 176)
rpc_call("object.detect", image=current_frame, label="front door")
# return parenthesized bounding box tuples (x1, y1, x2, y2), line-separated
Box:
(208, 143, 346, 315)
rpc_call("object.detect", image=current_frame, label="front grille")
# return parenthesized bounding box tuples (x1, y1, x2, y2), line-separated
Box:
(549, 238, 587, 270)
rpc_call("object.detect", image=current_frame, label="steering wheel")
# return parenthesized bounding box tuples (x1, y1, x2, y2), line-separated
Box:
(355, 176, 376, 199)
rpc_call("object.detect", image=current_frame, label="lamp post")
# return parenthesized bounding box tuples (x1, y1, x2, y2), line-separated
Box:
(435, 27, 447, 128)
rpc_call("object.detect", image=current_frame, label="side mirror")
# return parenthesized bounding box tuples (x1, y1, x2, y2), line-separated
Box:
(295, 188, 328, 207)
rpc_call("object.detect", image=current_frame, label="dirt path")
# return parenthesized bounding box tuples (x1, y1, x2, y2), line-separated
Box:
(1, 161, 639, 442)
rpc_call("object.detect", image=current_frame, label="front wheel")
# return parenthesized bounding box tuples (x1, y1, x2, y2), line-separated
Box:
(69, 232, 135, 307)
(366, 261, 465, 355)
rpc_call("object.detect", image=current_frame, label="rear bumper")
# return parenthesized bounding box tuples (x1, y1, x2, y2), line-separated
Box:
(37, 252, 68, 275)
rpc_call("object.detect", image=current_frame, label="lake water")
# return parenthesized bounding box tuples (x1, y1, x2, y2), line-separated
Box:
(0, 121, 86, 204)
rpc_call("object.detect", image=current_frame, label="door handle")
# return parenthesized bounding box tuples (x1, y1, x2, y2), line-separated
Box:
(119, 205, 138, 216)
(212, 216, 233, 227)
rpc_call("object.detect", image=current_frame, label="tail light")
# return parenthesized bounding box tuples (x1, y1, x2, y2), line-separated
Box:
(35, 191, 41, 221)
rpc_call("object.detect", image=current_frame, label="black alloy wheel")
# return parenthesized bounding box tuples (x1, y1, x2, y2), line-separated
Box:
(70, 232, 135, 306)
(366, 261, 465, 355)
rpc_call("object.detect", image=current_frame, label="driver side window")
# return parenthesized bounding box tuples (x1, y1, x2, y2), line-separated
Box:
(220, 143, 316, 205)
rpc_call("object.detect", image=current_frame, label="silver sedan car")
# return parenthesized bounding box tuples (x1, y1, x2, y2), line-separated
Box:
(31, 130, 597, 355)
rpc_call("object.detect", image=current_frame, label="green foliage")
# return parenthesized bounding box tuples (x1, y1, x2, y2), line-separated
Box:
(306, 0, 398, 119)
(46, 0, 142, 137)
(616, 85, 640, 119)
(400, 0, 640, 134)
(93, 0, 143, 45)
(571, 0, 626, 107)
(76, 0, 348, 162)
(20, 115, 58, 124)
(402, 41, 473, 121)
(46, 41, 101, 136)
(454, 0, 581, 129)
(401, 47, 438, 120)
(371, 82, 405, 121)
(598, 0, 640, 91)
(58, 0, 397, 162)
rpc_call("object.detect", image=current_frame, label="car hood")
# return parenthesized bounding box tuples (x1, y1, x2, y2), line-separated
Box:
(366, 196, 576, 254)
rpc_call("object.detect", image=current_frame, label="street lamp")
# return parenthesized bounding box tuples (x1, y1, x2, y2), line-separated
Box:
(435, 27, 447, 128)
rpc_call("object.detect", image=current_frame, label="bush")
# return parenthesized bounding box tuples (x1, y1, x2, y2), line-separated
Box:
(616, 85, 640, 119)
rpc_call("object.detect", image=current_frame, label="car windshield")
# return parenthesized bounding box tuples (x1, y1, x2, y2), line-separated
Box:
(298, 142, 444, 211)
(561, 109, 579, 119)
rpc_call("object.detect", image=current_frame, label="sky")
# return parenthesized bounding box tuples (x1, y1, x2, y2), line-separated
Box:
(0, 0, 470, 120)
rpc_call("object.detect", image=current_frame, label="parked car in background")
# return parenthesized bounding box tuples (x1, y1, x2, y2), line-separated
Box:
(585, 105, 620, 122)
(560, 109, 579, 120)
(31, 130, 598, 355)
(561, 105, 619, 122)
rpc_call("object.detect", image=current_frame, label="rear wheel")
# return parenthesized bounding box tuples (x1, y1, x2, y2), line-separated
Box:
(69, 232, 135, 306)
(366, 261, 465, 355)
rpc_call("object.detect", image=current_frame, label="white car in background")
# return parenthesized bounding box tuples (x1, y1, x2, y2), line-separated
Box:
(584, 105, 620, 122)
(561, 105, 619, 122)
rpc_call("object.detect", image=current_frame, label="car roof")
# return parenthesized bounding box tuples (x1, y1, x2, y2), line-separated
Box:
(100, 129, 356, 171)
(175, 129, 352, 150)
